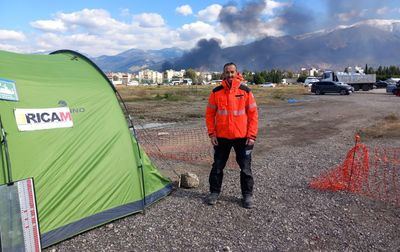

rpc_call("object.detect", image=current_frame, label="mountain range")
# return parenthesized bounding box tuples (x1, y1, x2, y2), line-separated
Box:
(93, 48, 184, 72)
(92, 19, 400, 72)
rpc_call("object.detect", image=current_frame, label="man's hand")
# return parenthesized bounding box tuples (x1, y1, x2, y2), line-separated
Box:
(210, 136, 218, 146)
(246, 138, 255, 146)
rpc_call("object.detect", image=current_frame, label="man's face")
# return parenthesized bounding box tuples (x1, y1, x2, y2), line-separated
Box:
(224, 65, 237, 81)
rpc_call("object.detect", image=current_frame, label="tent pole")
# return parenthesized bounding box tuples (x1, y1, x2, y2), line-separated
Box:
(130, 115, 147, 213)
(0, 115, 12, 185)
(115, 91, 147, 213)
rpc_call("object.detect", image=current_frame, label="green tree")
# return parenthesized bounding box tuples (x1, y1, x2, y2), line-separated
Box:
(297, 73, 307, 83)
(368, 67, 374, 74)
(253, 73, 265, 84)
(285, 71, 294, 78)
(184, 68, 197, 83)
(211, 72, 222, 80)
(196, 74, 204, 85)
(242, 70, 254, 83)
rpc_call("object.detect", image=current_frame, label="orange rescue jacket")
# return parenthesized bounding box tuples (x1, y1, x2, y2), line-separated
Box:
(205, 77, 258, 140)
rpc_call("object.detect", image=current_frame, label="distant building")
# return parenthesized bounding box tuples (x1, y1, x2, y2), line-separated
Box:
(107, 72, 133, 86)
(309, 68, 320, 77)
(163, 69, 186, 83)
(200, 72, 212, 82)
(298, 67, 321, 77)
(138, 69, 163, 84)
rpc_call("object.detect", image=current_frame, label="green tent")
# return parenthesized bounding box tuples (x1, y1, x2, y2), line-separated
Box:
(0, 50, 171, 248)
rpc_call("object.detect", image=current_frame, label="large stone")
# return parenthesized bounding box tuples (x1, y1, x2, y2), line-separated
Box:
(180, 172, 200, 188)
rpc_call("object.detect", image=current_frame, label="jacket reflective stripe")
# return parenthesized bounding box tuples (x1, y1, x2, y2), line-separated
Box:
(207, 103, 217, 110)
(217, 109, 246, 116)
(233, 109, 246, 116)
(246, 103, 257, 110)
(217, 109, 228, 115)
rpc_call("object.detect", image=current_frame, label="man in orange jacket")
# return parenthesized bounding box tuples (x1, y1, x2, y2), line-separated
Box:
(205, 62, 258, 208)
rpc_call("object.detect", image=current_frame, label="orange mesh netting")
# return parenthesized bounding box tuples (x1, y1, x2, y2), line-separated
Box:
(136, 125, 238, 169)
(310, 135, 400, 205)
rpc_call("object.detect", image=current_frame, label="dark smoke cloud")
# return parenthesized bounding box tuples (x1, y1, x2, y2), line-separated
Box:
(170, 39, 224, 71)
(277, 4, 316, 35)
(152, 0, 400, 75)
(217, 0, 400, 38)
(218, 1, 268, 36)
(218, 0, 317, 37)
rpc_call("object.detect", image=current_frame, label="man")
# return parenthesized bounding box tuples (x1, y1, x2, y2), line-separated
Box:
(205, 62, 258, 209)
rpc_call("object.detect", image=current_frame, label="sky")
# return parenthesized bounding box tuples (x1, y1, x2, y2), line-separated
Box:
(1, 0, 399, 56)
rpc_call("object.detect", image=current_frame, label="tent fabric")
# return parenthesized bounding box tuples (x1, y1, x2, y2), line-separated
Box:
(0, 50, 171, 248)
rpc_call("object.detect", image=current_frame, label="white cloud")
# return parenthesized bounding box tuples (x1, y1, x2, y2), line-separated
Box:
(263, 17, 289, 37)
(263, 0, 289, 15)
(197, 4, 222, 23)
(120, 8, 130, 17)
(0, 29, 26, 41)
(24, 9, 171, 55)
(337, 11, 354, 22)
(30, 19, 67, 33)
(58, 9, 125, 31)
(176, 5, 193, 16)
(376, 7, 388, 15)
(133, 13, 165, 27)
(336, 9, 368, 22)
(5, 8, 260, 56)
(0, 43, 23, 52)
(176, 21, 242, 48)
(29, 9, 127, 34)
(178, 21, 215, 40)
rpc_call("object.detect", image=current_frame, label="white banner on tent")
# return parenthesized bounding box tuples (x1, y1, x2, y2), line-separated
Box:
(15, 107, 73, 131)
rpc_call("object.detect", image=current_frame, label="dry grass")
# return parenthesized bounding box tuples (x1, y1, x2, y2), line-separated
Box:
(359, 113, 400, 139)
(251, 85, 309, 105)
(116, 85, 210, 102)
(116, 85, 308, 122)
(117, 84, 308, 104)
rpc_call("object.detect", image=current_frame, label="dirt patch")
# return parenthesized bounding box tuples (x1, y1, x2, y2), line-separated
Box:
(359, 113, 400, 139)
(49, 89, 400, 252)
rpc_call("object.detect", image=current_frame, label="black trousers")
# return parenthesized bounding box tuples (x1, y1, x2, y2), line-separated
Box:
(209, 138, 254, 196)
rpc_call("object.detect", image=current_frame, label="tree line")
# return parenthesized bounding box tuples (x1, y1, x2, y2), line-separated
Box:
(184, 64, 400, 84)
(363, 64, 400, 81)
(186, 68, 290, 84)
(242, 70, 291, 84)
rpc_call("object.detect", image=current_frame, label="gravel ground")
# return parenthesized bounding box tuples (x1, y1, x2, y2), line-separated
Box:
(49, 89, 400, 251)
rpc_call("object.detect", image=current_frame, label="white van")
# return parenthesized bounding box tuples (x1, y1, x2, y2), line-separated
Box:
(304, 77, 319, 87)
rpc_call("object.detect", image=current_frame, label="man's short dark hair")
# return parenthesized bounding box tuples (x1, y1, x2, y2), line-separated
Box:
(223, 62, 237, 72)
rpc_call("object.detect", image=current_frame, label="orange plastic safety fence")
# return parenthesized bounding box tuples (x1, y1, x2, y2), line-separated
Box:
(310, 135, 400, 206)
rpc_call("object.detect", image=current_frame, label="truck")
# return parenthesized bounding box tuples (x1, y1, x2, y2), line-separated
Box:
(321, 71, 376, 91)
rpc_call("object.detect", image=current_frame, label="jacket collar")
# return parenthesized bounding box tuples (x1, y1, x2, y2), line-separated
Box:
(222, 78, 241, 91)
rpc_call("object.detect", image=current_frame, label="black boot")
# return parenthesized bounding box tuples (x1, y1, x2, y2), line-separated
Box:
(206, 193, 220, 205)
(242, 195, 253, 209)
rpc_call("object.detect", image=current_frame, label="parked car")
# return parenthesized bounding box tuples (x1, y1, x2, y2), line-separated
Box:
(311, 81, 354, 95)
(394, 87, 400, 96)
(393, 82, 400, 96)
(259, 82, 276, 88)
(375, 80, 389, 88)
(386, 83, 397, 94)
